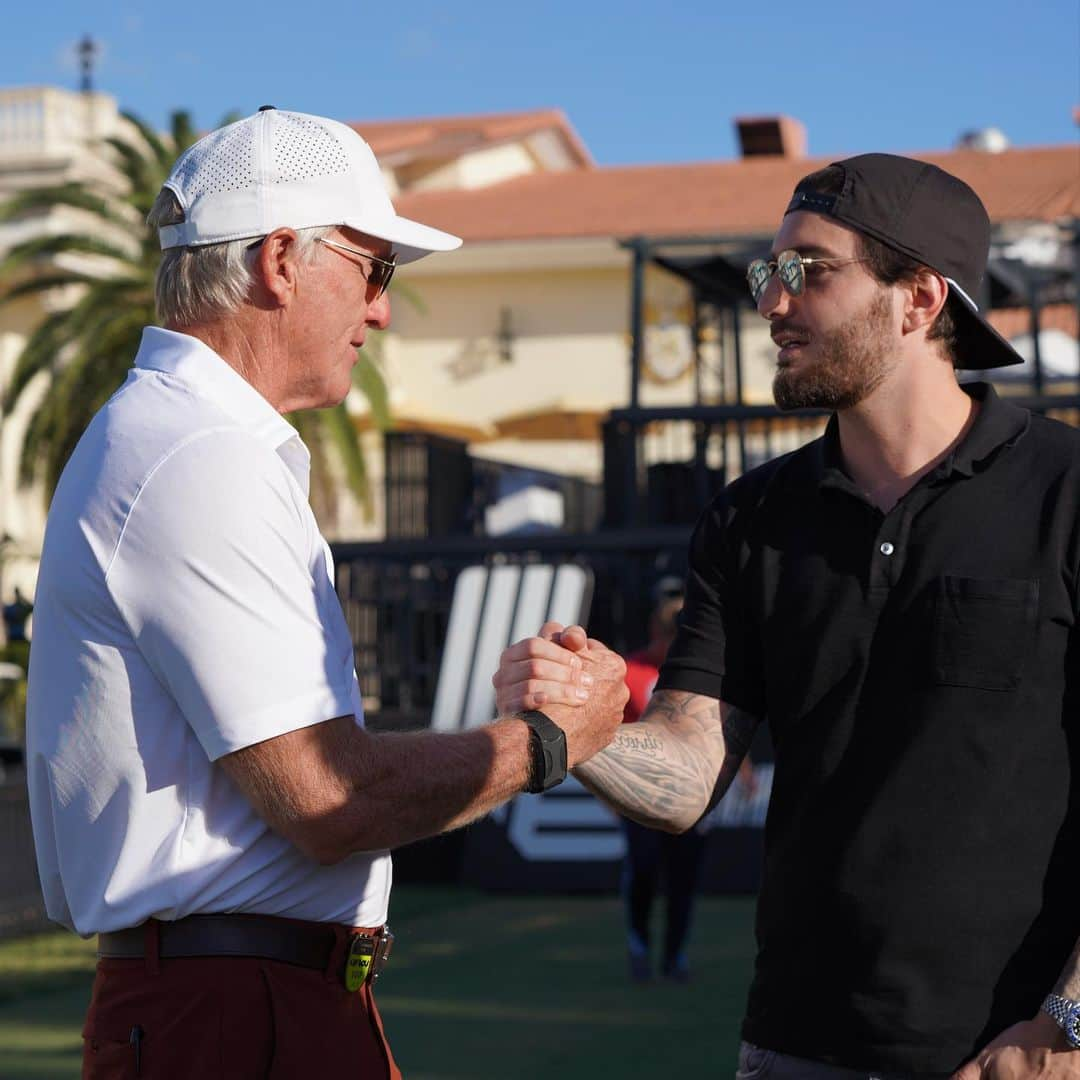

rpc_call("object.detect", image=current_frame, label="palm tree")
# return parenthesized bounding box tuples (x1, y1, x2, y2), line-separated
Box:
(0, 109, 390, 525)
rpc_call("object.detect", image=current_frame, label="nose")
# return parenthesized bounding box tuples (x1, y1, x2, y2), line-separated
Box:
(757, 274, 793, 321)
(367, 290, 391, 330)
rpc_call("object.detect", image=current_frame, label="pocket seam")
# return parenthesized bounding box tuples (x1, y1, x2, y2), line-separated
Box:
(932, 575, 1037, 691)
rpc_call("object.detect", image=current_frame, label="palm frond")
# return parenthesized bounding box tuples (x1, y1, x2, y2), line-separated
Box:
(170, 111, 198, 154)
(0, 271, 101, 307)
(0, 184, 140, 234)
(103, 136, 159, 205)
(0, 233, 139, 277)
(117, 112, 170, 174)
(2, 310, 68, 410)
(318, 402, 373, 519)
(352, 352, 392, 431)
(20, 312, 145, 495)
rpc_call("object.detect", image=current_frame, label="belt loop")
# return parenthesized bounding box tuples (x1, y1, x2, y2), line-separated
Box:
(143, 919, 160, 977)
(324, 924, 347, 983)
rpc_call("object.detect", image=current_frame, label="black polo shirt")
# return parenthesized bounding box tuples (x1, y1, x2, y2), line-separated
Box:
(658, 383, 1080, 1073)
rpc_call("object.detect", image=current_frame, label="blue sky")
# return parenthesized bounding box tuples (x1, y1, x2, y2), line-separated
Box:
(3, 1, 1077, 166)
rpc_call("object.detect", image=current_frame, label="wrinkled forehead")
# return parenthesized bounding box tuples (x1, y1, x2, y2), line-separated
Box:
(771, 210, 862, 259)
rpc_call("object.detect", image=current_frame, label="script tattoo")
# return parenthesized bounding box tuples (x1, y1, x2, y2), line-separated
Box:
(574, 690, 760, 833)
(610, 729, 664, 757)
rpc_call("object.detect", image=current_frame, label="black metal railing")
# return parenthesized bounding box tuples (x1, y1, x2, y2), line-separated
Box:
(384, 432, 603, 539)
(332, 527, 691, 730)
(602, 392, 1080, 527)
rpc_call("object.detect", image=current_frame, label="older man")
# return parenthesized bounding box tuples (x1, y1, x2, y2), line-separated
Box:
(508, 155, 1080, 1078)
(26, 108, 626, 1079)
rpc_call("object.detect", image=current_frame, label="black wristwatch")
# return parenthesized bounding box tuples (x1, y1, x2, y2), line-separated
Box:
(521, 710, 567, 794)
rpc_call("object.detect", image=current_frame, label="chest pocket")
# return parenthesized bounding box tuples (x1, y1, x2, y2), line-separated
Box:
(932, 575, 1039, 691)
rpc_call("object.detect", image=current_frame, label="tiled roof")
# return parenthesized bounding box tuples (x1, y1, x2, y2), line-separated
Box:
(394, 145, 1080, 243)
(349, 108, 593, 167)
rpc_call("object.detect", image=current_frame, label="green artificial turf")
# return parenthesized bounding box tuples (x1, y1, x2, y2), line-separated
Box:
(0, 889, 757, 1080)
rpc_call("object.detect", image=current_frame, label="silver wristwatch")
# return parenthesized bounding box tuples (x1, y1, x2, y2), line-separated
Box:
(1041, 993, 1080, 1049)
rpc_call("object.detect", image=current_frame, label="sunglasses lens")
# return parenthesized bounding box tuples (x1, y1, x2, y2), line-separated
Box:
(375, 259, 396, 297)
(777, 250, 804, 296)
(747, 259, 771, 303)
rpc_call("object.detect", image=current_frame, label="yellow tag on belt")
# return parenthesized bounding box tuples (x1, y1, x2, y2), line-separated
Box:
(345, 935, 374, 992)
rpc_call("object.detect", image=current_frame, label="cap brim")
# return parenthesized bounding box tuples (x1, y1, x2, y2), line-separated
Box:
(946, 283, 1025, 371)
(342, 213, 461, 265)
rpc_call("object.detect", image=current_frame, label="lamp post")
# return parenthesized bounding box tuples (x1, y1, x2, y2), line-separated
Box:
(78, 34, 99, 94)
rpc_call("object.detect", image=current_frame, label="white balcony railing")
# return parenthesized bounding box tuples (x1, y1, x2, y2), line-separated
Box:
(0, 86, 119, 160)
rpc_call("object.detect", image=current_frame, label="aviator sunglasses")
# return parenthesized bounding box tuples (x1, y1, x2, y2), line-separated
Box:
(318, 238, 397, 299)
(746, 249, 866, 305)
(246, 235, 398, 299)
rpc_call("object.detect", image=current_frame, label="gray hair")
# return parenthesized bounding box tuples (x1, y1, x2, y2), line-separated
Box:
(146, 188, 334, 327)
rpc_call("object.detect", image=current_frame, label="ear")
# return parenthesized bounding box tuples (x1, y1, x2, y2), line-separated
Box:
(901, 268, 948, 338)
(252, 228, 303, 308)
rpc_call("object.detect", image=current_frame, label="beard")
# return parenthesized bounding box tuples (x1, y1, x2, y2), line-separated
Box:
(772, 290, 897, 412)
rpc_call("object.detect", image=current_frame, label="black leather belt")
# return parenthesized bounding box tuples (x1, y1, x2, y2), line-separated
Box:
(97, 914, 391, 984)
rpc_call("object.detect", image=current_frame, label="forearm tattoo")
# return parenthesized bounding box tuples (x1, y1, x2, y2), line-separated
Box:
(574, 690, 760, 832)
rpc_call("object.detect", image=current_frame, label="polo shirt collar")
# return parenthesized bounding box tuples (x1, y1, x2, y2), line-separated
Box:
(134, 324, 309, 459)
(820, 381, 1030, 491)
(134, 327, 312, 495)
(942, 382, 1030, 477)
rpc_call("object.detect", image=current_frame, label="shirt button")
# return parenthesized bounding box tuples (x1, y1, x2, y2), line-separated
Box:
(879, 542, 895, 556)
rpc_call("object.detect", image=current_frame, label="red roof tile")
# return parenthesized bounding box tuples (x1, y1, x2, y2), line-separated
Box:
(349, 108, 593, 168)
(394, 145, 1080, 243)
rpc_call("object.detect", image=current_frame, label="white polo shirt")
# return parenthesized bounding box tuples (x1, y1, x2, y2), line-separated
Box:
(26, 327, 391, 935)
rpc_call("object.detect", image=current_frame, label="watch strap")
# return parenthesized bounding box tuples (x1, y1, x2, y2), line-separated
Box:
(1041, 993, 1080, 1049)
(521, 709, 567, 794)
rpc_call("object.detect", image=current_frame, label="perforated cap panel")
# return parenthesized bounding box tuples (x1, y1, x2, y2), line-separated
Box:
(170, 121, 256, 204)
(272, 113, 350, 183)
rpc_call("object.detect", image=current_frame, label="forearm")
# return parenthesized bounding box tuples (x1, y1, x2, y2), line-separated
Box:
(231, 714, 533, 862)
(339, 721, 533, 853)
(572, 692, 758, 834)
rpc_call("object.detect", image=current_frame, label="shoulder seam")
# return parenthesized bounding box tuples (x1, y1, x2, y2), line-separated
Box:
(103, 425, 270, 581)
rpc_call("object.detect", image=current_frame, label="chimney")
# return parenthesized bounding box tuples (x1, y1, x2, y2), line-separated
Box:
(735, 116, 807, 159)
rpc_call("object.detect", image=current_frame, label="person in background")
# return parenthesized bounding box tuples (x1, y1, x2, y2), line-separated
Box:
(620, 577, 707, 982)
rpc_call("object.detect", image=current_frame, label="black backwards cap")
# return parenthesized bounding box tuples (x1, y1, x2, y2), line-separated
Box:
(785, 153, 1022, 370)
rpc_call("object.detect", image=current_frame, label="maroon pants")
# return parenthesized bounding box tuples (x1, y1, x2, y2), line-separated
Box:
(82, 931, 401, 1078)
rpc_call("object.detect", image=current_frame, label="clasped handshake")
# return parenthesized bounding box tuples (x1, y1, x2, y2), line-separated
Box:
(493, 623, 630, 770)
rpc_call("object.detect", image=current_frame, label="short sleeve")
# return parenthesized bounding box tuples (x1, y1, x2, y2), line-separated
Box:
(656, 490, 765, 715)
(106, 429, 357, 760)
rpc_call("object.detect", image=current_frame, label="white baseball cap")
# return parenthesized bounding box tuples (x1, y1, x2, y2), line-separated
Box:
(158, 107, 462, 264)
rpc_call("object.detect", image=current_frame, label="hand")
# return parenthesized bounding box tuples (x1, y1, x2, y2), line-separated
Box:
(493, 623, 593, 714)
(951, 1014, 1078, 1079)
(494, 623, 628, 767)
(532, 623, 628, 767)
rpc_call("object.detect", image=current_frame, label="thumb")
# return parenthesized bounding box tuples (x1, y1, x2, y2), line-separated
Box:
(555, 624, 589, 653)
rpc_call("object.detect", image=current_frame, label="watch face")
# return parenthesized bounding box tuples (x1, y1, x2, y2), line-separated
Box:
(1068, 1003, 1080, 1048)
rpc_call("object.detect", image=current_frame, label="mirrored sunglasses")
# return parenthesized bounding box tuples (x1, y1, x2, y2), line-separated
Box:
(746, 249, 866, 305)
